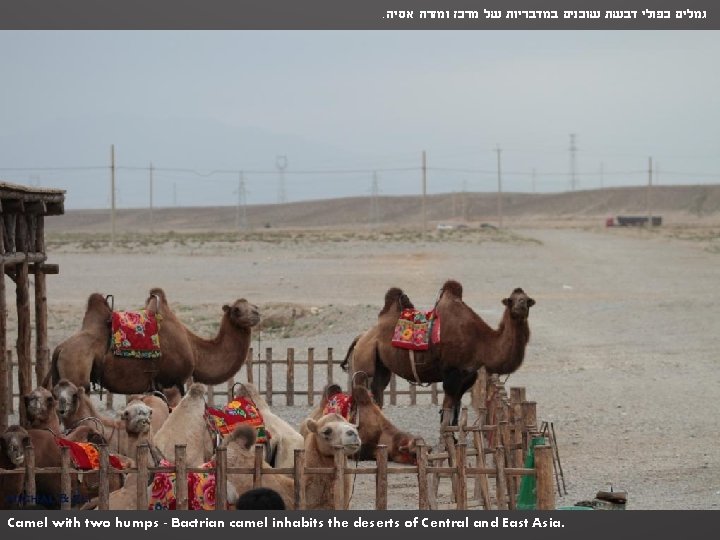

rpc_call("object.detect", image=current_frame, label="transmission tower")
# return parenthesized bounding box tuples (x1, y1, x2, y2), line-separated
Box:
(276, 155, 288, 204)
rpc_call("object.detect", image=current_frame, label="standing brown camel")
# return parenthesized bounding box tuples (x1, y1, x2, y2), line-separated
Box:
(343, 280, 535, 425)
(48, 288, 260, 395)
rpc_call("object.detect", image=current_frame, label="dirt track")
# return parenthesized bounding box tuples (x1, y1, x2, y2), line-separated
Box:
(10, 226, 720, 509)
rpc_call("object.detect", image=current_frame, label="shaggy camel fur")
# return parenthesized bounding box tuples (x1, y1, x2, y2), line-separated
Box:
(23, 386, 62, 434)
(223, 425, 295, 509)
(47, 293, 112, 392)
(232, 382, 304, 469)
(303, 384, 422, 464)
(302, 413, 361, 510)
(153, 383, 214, 467)
(344, 281, 535, 426)
(0, 425, 126, 509)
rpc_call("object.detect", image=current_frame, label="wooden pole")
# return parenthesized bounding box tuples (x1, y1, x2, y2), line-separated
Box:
(16, 259, 31, 426)
(293, 448, 305, 510)
(98, 443, 110, 510)
(265, 347, 273, 405)
(23, 443, 36, 506)
(410, 379, 417, 405)
(307, 347, 314, 406)
(33, 268, 48, 388)
(0, 263, 7, 431)
(245, 347, 254, 385)
(422, 150, 427, 234)
(136, 444, 149, 510)
(215, 446, 228, 510)
(326, 347, 333, 384)
(416, 442, 431, 510)
(175, 445, 188, 510)
(494, 445, 508, 510)
(7, 351, 13, 415)
(535, 444, 555, 510)
(253, 444, 264, 488)
(375, 445, 388, 510)
(390, 373, 397, 406)
(207, 384, 215, 408)
(332, 446, 345, 510)
(60, 446, 71, 510)
(521, 401, 537, 452)
(455, 442, 467, 510)
(431, 382, 438, 405)
(472, 429, 491, 509)
(286, 347, 294, 406)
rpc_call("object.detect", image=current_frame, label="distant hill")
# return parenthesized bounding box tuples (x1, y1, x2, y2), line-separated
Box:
(47, 185, 720, 233)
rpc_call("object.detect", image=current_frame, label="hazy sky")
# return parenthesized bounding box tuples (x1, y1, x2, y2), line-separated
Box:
(1, 31, 719, 208)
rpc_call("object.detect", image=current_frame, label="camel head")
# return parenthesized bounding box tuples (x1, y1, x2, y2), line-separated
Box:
(23, 387, 57, 429)
(121, 400, 154, 435)
(440, 280, 464, 299)
(222, 299, 261, 329)
(52, 379, 83, 419)
(392, 432, 424, 464)
(305, 413, 361, 457)
(380, 287, 414, 316)
(221, 424, 257, 464)
(0, 426, 30, 467)
(502, 288, 536, 320)
(85, 293, 112, 321)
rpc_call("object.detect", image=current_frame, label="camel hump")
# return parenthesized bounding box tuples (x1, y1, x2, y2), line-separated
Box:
(87, 293, 111, 311)
(381, 287, 414, 314)
(441, 280, 463, 299)
(224, 424, 257, 449)
(187, 382, 207, 397)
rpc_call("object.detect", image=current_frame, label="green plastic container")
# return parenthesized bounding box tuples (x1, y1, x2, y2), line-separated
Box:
(516, 436, 548, 510)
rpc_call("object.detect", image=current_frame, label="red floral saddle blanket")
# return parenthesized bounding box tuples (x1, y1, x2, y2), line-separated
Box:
(149, 459, 223, 510)
(111, 310, 161, 359)
(322, 391, 353, 421)
(55, 438, 125, 470)
(205, 397, 270, 444)
(391, 308, 440, 351)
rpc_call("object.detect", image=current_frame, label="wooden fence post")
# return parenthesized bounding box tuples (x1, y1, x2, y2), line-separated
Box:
(98, 443, 110, 510)
(390, 374, 397, 406)
(472, 429, 491, 509)
(265, 348, 273, 406)
(375, 445, 388, 510)
(333, 446, 345, 510)
(287, 348, 295, 406)
(245, 347, 254, 385)
(23, 443, 36, 507)
(494, 445, 508, 510)
(431, 382, 438, 405)
(416, 442, 430, 510)
(455, 442, 467, 510)
(175, 445, 188, 510)
(16, 259, 32, 427)
(410, 380, 417, 405)
(326, 348, 333, 384)
(521, 401, 537, 452)
(0, 263, 6, 430)
(293, 448, 305, 510)
(136, 444, 150, 510)
(60, 445, 72, 510)
(253, 444, 264, 488)
(535, 445, 555, 510)
(7, 352, 13, 415)
(307, 347, 315, 406)
(215, 446, 228, 510)
(207, 384, 215, 407)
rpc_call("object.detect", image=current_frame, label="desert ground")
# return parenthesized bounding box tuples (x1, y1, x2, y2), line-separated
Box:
(6, 215, 720, 510)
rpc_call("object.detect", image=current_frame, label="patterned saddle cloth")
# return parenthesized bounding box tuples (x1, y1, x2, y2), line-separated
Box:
(391, 308, 441, 351)
(149, 459, 221, 510)
(55, 438, 125, 470)
(111, 309, 161, 359)
(322, 391, 353, 421)
(205, 397, 270, 444)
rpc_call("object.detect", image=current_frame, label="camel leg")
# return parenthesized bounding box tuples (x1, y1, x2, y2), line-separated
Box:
(370, 360, 391, 408)
(442, 368, 478, 426)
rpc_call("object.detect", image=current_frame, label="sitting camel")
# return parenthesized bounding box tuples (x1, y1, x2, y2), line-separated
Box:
(1, 425, 126, 509)
(232, 382, 304, 469)
(302, 413, 361, 510)
(303, 384, 422, 464)
(23, 386, 62, 434)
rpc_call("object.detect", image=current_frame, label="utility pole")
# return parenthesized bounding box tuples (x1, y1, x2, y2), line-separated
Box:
(370, 170, 379, 227)
(646, 157, 653, 227)
(496, 145, 503, 228)
(422, 150, 427, 234)
(569, 133, 578, 191)
(110, 144, 116, 251)
(149, 162, 154, 234)
(276, 155, 288, 204)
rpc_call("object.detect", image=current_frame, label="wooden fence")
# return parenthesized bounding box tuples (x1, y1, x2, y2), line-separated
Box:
(6, 347, 441, 414)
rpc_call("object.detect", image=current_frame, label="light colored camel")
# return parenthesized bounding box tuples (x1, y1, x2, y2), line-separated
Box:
(302, 413, 361, 510)
(303, 384, 422, 464)
(232, 382, 304, 469)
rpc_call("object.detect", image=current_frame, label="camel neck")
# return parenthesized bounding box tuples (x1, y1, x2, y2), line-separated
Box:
(189, 317, 251, 385)
(483, 310, 530, 374)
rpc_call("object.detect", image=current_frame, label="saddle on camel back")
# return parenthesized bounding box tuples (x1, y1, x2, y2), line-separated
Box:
(108, 293, 162, 360)
(204, 394, 272, 456)
(391, 307, 441, 351)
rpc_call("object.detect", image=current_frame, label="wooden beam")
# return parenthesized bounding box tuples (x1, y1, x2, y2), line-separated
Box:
(34, 266, 49, 386)
(31, 263, 59, 275)
(45, 201, 65, 216)
(1, 253, 47, 265)
(0, 261, 7, 432)
(16, 259, 32, 425)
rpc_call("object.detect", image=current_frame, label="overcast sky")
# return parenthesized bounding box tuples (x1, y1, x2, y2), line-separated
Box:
(1, 31, 718, 208)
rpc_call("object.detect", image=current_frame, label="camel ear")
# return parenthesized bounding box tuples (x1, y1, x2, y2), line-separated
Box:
(502, 298, 511, 306)
(305, 419, 319, 434)
(527, 298, 536, 307)
(222, 304, 230, 313)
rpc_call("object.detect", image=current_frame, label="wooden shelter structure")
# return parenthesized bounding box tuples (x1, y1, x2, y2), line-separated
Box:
(0, 181, 65, 430)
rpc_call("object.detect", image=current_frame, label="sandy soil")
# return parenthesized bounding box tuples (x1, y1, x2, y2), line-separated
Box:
(7, 225, 720, 509)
